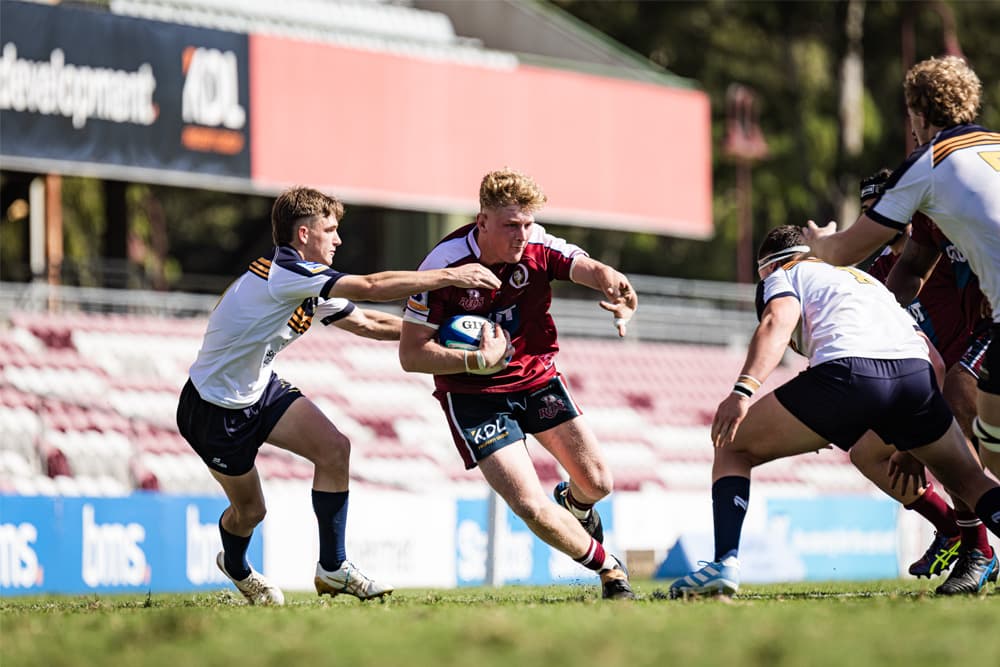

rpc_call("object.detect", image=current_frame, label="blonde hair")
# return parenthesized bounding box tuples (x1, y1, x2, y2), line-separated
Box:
(904, 56, 981, 127)
(479, 168, 547, 212)
(271, 186, 345, 245)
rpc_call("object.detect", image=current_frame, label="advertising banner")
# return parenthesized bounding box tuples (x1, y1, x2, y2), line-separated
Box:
(658, 494, 900, 583)
(0, 494, 262, 596)
(455, 496, 617, 586)
(249, 35, 712, 237)
(0, 1, 250, 178)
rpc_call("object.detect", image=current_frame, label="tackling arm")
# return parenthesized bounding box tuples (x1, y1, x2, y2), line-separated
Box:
(804, 214, 899, 267)
(330, 265, 500, 302)
(332, 308, 402, 341)
(569, 256, 638, 336)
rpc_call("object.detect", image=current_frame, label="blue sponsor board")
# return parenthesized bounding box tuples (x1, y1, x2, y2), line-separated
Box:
(765, 496, 898, 581)
(0, 494, 263, 596)
(455, 496, 613, 586)
(660, 495, 899, 583)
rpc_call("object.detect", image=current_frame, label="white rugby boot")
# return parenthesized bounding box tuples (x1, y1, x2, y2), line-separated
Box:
(315, 560, 394, 600)
(216, 551, 285, 606)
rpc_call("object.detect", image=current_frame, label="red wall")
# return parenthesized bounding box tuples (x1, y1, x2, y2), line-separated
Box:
(250, 35, 711, 237)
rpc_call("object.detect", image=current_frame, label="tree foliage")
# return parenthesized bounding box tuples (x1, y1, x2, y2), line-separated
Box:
(553, 0, 1000, 280)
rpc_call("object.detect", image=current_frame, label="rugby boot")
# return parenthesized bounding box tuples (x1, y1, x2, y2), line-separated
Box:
(668, 555, 740, 599)
(600, 555, 636, 600)
(553, 481, 604, 543)
(216, 551, 285, 605)
(315, 560, 394, 600)
(934, 548, 998, 595)
(908, 532, 961, 578)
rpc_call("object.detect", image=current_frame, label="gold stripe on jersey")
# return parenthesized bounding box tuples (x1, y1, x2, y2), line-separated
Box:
(933, 132, 1000, 167)
(288, 305, 314, 334)
(248, 257, 271, 279)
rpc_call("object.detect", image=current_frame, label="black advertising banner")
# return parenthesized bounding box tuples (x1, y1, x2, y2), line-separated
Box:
(0, 1, 250, 179)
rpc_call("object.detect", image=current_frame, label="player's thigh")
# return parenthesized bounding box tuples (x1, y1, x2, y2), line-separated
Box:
(266, 396, 348, 464)
(728, 392, 831, 464)
(533, 417, 610, 489)
(943, 363, 978, 439)
(908, 419, 994, 503)
(477, 441, 549, 517)
(977, 326, 1000, 425)
(849, 430, 892, 473)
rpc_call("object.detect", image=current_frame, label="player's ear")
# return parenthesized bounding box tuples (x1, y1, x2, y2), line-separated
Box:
(296, 222, 310, 244)
(475, 212, 487, 230)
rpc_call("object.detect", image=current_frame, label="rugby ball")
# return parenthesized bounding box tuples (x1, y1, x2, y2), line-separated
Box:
(439, 314, 510, 375)
(438, 314, 493, 351)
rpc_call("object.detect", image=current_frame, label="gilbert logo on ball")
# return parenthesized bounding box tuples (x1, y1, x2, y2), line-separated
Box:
(438, 314, 493, 350)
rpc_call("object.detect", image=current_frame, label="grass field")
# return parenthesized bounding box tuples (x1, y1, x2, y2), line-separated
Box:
(2, 579, 998, 667)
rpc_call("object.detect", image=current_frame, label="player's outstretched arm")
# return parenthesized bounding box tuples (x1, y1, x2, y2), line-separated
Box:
(712, 296, 799, 448)
(885, 238, 941, 307)
(333, 308, 403, 341)
(803, 213, 898, 267)
(569, 256, 638, 337)
(331, 265, 501, 302)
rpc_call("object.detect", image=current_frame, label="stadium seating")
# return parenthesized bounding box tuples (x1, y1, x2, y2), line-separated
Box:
(0, 308, 869, 499)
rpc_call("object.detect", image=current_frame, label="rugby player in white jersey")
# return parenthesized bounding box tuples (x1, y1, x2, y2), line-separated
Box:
(176, 186, 500, 605)
(668, 226, 1000, 598)
(803, 56, 1000, 590)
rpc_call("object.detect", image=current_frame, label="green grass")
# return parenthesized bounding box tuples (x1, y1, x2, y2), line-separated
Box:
(1, 579, 998, 667)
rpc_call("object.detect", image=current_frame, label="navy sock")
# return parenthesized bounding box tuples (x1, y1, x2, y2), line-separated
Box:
(312, 489, 349, 571)
(974, 486, 1000, 545)
(712, 476, 750, 561)
(219, 515, 252, 580)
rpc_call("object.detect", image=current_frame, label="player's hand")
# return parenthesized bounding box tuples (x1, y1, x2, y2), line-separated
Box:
(888, 450, 926, 497)
(478, 322, 510, 369)
(448, 264, 501, 290)
(803, 219, 837, 241)
(598, 274, 637, 337)
(711, 393, 750, 448)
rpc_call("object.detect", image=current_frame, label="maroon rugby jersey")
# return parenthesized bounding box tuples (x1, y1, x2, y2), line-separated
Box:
(867, 212, 981, 368)
(910, 212, 990, 335)
(404, 222, 586, 394)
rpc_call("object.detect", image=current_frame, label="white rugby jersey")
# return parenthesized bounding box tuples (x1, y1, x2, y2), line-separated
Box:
(189, 246, 355, 408)
(761, 258, 929, 366)
(869, 124, 1000, 321)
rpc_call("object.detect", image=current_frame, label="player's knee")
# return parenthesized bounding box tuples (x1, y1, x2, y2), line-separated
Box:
(576, 473, 613, 501)
(973, 416, 1000, 453)
(507, 497, 547, 527)
(234, 503, 267, 527)
(313, 436, 351, 471)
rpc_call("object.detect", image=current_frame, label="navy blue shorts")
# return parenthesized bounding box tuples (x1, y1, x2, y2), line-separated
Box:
(176, 373, 302, 476)
(436, 373, 582, 469)
(774, 357, 953, 451)
(976, 324, 1000, 395)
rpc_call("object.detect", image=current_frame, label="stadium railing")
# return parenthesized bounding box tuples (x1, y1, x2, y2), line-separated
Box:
(0, 276, 758, 346)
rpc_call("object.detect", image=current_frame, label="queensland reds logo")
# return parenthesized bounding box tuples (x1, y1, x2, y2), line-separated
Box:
(509, 264, 530, 289)
(459, 289, 485, 310)
(538, 394, 567, 420)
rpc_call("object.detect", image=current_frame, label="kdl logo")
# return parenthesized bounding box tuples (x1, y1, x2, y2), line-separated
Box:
(180, 46, 246, 155)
